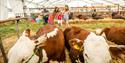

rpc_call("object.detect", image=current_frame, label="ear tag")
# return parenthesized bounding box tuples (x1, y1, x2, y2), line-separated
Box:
(73, 44, 80, 50)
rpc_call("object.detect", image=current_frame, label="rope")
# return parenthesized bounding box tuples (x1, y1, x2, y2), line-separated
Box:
(24, 46, 39, 63)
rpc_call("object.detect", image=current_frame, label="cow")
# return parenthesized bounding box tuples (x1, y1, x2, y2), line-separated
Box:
(84, 32, 111, 63)
(34, 24, 66, 63)
(96, 27, 125, 61)
(64, 26, 111, 63)
(92, 13, 104, 20)
(8, 29, 41, 63)
(77, 14, 89, 20)
(8, 24, 66, 63)
(96, 27, 125, 45)
(64, 26, 89, 63)
(112, 12, 125, 20)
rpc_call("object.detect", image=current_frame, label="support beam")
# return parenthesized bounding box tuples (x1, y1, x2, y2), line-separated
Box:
(0, 0, 8, 20)
(8, 0, 24, 17)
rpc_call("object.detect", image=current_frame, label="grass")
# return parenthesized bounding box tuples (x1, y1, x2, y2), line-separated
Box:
(0, 21, 44, 39)
(71, 22, 125, 31)
(0, 20, 125, 39)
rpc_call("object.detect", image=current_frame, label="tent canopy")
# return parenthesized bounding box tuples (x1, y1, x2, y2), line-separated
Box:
(25, 0, 125, 8)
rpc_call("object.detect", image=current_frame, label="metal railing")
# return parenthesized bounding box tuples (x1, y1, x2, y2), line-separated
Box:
(0, 17, 27, 63)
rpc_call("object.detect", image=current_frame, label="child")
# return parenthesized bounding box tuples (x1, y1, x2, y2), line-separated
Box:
(36, 15, 42, 23)
(57, 12, 63, 26)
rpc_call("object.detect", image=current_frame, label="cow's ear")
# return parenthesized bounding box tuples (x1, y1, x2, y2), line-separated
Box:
(26, 29, 31, 37)
(69, 39, 77, 47)
(22, 29, 31, 37)
(69, 39, 82, 50)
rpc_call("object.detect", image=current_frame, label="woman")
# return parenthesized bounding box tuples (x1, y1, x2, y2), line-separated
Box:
(48, 7, 59, 25)
(63, 5, 70, 27)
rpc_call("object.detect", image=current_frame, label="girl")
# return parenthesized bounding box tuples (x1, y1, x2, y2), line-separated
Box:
(63, 5, 70, 27)
(57, 11, 63, 26)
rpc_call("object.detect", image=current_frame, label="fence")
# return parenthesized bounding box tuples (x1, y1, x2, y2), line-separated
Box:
(0, 17, 125, 63)
(0, 17, 27, 63)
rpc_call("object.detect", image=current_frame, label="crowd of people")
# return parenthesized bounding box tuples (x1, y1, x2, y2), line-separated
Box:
(30, 5, 71, 27)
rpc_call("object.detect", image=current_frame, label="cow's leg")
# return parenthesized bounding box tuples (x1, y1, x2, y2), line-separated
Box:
(79, 51, 84, 63)
(69, 53, 77, 63)
(57, 48, 66, 62)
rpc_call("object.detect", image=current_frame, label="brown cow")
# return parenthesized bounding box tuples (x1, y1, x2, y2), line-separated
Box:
(98, 27, 125, 45)
(34, 24, 66, 63)
(112, 12, 125, 20)
(96, 27, 125, 61)
(64, 26, 90, 63)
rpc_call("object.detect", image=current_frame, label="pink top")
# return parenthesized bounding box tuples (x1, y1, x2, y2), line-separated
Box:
(57, 14, 63, 20)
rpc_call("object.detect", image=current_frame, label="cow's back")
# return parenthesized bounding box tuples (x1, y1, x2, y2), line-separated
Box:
(44, 28, 65, 61)
(104, 27, 125, 45)
(84, 32, 111, 63)
(64, 26, 90, 40)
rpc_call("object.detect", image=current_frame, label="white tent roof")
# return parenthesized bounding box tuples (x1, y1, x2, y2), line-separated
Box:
(25, 0, 125, 8)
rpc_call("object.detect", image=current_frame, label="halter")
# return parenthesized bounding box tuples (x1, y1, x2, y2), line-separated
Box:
(23, 47, 38, 63)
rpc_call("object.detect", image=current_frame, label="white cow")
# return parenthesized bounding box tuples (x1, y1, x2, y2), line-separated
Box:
(7, 29, 48, 63)
(83, 32, 111, 63)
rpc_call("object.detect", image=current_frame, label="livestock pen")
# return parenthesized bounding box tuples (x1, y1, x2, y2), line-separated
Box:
(0, 19, 125, 63)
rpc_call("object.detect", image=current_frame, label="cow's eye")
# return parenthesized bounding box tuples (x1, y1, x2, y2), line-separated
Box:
(34, 41, 39, 43)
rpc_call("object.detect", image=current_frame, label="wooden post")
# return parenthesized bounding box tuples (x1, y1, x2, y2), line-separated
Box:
(0, 37, 8, 63)
(117, 4, 120, 12)
(15, 20, 20, 38)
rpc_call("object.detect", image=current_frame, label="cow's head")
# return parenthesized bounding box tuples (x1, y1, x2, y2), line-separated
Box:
(69, 38, 84, 62)
(22, 28, 31, 37)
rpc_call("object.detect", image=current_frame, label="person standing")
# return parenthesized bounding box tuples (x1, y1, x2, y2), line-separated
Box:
(56, 9, 63, 26)
(43, 8, 49, 24)
(48, 7, 59, 25)
(63, 5, 70, 27)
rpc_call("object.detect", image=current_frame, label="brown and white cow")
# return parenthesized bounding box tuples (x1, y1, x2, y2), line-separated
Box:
(8, 24, 65, 63)
(64, 26, 111, 63)
(96, 27, 125, 60)
(34, 24, 66, 63)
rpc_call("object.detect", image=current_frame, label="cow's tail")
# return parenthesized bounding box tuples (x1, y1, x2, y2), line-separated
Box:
(109, 45, 125, 60)
(64, 27, 72, 51)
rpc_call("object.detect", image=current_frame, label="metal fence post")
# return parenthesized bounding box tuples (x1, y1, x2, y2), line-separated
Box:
(0, 37, 8, 63)
(15, 20, 20, 38)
